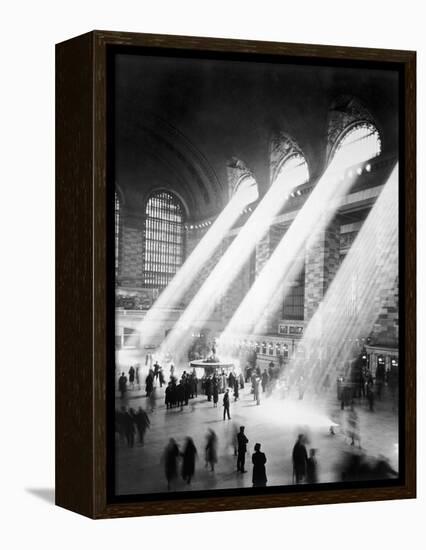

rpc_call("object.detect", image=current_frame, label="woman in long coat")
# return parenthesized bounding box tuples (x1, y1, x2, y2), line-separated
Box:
(252, 443, 267, 487)
(181, 437, 198, 484)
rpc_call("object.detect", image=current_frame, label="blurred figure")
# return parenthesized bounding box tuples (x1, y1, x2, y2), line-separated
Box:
(163, 438, 180, 490)
(118, 372, 127, 400)
(367, 379, 375, 412)
(253, 377, 260, 405)
(122, 407, 135, 448)
(306, 448, 318, 483)
(375, 360, 386, 399)
(205, 376, 212, 402)
(135, 365, 140, 389)
(237, 426, 248, 473)
(347, 401, 361, 448)
(176, 381, 185, 410)
(298, 375, 305, 400)
(128, 366, 135, 389)
(181, 437, 198, 484)
(233, 378, 239, 401)
(165, 382, 172, 409)
(159, 368, 166, 388)
(292, 434, 308, 484)
(134, 406, 150, 445)
(229, 422, 239, 456)
(339, 450, 397, 482)
(154, 361, 160, 381)
(148, 386, 157, 413)
(252, 443, 267, 487)
(145, 371, 154, 396)
(261, 370, 268, 393)
(205, 429, 218, 471)
(374, 455, 398, 479)
(115, 408, 125, 444)
(213, 382, 219, 407)
(223, 389, 231, 420)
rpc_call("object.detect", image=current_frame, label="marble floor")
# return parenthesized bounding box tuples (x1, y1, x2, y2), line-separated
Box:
(115, 379, 399, 496)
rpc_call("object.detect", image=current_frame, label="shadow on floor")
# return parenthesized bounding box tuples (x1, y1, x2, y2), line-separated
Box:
(25, 487, 55, 504)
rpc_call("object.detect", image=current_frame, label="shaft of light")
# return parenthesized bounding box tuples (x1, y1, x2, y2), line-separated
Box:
(157, 159, 309, 359)
(133, 180, 259, 348)
(220, 140, 381, 346)
(285, 165, 399, 391)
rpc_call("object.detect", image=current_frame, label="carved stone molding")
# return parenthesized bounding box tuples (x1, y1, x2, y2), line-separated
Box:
(270, 132, 304, 184)
(326, 95, 377, 162)
(226, 156, 254, 197)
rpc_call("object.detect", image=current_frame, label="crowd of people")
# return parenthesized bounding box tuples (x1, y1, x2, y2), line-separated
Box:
(115, 353, 398, 491)
(115, 406, 151, 447)
(161, 425, 271, 490)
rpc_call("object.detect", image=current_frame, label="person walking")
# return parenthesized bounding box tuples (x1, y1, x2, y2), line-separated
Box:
(213, 381, 219, 408)
(181, 437, 198, 484)
(205, 429, 218, 472)
(223, 389, 231, 420)
(237, 426, 248, 473)
(145, 372, 154, 397)
(163, 438, 180, 490)
(292, 434, 308, 484)
(306, 448, 318, 483)
(205, 376, 212, 402)
(347, 401, 361, 448)
(128, 366, 135, 389)
(148, 386, 156, 413)
(261, 370, 268, 393)
(118, 372, 127, 400)
(252, 443, 267, 487)
(134, 406, 150, 444)
(253, 377, 260, 405)
(122, 408, 135, 448)
(233, 378, 239, 401)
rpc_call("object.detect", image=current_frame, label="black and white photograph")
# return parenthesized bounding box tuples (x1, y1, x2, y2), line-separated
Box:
(111, 50, 401, 499)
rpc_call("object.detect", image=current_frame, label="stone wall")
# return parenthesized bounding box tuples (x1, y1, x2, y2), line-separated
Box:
(119, 210, 144, 287)
(304, 217, 340, 322)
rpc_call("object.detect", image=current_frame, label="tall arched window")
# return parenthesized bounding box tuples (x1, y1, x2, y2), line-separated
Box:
(275, 152, 309, 189)
(115, 192, 120, 279)
(144, 191, 185, 289)
(332, 122, 381, 164)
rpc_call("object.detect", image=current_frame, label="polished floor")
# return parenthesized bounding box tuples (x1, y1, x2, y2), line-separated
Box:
(115, 378, 399, 496)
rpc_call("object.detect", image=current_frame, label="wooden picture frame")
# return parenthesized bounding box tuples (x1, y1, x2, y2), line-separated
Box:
(56, 30, 416, 519)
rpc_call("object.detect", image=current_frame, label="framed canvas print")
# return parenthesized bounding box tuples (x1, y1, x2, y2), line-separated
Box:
(55, 31, 416, 519)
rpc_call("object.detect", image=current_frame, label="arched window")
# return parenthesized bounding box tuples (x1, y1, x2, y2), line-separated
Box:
(143, 191, 185, 289)
(275, 152, 309, 188)
(115, 192, 120, 279)
(332, 122, 381, 165)
(234, 175, 259, 205)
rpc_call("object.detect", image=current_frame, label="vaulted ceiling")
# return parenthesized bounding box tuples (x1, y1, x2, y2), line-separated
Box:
(115, 52, 399, 221)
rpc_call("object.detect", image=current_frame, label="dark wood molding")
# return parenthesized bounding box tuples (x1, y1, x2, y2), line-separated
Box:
(56, 31, 416, 519)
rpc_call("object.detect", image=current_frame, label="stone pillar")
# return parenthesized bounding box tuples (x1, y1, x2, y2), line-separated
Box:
(370, 214, 399, 348)
(304, 217, 340, 323)
(119, 209, 144, 287)
(254, 222, 287, 334)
